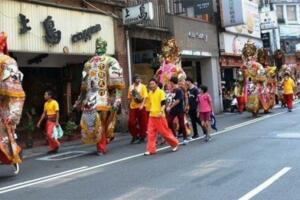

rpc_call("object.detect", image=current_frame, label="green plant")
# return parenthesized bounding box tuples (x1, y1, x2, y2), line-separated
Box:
(64, 120, 78, 136)
(25, 112, 35, 139)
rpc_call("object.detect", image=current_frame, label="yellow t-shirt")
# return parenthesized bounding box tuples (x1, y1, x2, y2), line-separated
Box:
(44, 99, 59, 116)
(148, 88, 166, 117)
(144, 97, 151, 112)
(128, 83, 148, 109)
(283, 78, 295, 95)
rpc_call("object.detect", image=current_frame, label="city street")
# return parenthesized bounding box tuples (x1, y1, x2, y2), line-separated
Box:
(1, 0, 300, 200)
(0, 104, 299, 200)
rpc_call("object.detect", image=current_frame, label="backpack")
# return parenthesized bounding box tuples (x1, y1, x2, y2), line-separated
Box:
(131, 89, 143, 103)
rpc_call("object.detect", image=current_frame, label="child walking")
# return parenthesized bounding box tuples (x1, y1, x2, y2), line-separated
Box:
(197, 85, 214, 142)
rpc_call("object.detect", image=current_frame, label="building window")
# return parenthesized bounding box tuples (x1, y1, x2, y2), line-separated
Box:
(276, 5, 284, 22)
(286, 5, 297, 22)
(168, 0, 212, 22)
(186, 6, 195, 18)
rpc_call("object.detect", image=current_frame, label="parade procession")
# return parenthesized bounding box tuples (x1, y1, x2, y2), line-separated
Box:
(1, 1, 300, 200)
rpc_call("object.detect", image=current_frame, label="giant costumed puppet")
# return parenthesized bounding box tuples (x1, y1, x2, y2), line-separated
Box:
(155, 39, 186, 89)
(155, 39, 186, 104)
(274, 50, 298, 80)
(257, 48, 277, 110)
(241, 41, 273, 116)
(0, 32, 25, 174)
(75, 37, 124, 155)
(155, 39, 192, 137)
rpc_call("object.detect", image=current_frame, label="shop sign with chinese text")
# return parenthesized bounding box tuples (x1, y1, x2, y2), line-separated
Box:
(122, 2, 154, 25)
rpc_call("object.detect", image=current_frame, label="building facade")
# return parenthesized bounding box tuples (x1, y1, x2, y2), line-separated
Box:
(166, 0, 222, 112)
(0, 0, 128, 136)
(124, 0, 169, 85)
(271, 0, 300, 68)
(218, 0, 263, 94)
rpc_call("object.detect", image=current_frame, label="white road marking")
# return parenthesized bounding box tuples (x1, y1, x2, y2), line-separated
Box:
(224, 113, 282, 131)
(238, 167, 291, 200)
(223, 107, 300, 132)
(276, 133, 300, 139)
(0, 108, 297, 194)
(0, 166, 88, 194)
(37, 151, 89, 161)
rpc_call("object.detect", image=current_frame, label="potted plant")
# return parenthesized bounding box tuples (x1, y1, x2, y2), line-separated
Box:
(25, 111, 35, 148)
(63, 119, 78, 141)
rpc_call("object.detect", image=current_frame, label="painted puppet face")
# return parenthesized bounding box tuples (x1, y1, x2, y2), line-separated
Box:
(95, 38, 107, 56)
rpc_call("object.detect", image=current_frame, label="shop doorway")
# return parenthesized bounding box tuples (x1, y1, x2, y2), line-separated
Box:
(182, 60, 202, 87)
(131, 38, 162, 84)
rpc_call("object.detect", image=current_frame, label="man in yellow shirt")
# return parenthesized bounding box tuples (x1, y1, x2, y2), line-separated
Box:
(128, 75, 148, 144)
(37, 90, 60, 153)
(283, 72, 296, 112)
(144, 78, 179, 156)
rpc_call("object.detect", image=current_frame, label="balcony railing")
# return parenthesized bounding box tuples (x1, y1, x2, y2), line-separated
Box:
(126, 0, 168, 30)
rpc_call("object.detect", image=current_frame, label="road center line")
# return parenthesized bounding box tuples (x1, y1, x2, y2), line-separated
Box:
(238, 167, 291, 200)
(0, 108, 296, 194)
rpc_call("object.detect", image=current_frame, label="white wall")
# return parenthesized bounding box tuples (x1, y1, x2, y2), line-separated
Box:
(219, 32, 263, 55)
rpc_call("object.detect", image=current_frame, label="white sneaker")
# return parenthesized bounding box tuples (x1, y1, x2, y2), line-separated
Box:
(172, 145, 179, 152)
(183, 140, 189, 145)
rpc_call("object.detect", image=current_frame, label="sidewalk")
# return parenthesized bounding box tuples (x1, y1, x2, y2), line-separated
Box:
(22, 102, 298, 160)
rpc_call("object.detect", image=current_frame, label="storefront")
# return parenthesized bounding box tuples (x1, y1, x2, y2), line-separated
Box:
(168, 15, 222, 112)
(219, 0, 262, 91)
(130, 29, 168, 84)
(0, 0, 116, 122)
(219, 33, 263, 89)
(123, 1, 169, 84)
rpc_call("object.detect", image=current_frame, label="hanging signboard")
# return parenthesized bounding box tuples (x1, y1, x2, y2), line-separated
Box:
(220, 0, 245, 27)
(225, 1, 261, 39)
(122, 2, 154, 25)
(0, 0, 115, 55)
(260, 11, 278, 30)
(195, 0, 213, 15)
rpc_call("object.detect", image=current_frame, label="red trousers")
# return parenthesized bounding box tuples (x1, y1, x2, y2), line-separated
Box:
(284, 94, 293, 110)
(46, 120, 60, 151)
(167, 112, 187, 140)
(146, 117, 179, 154)
(237, 96, 245, 113)
(97, 134, 108, 153)
(128, 108, 148, 139)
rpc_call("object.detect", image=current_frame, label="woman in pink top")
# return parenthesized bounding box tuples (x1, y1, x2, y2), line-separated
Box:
(197, 85, 213, 141)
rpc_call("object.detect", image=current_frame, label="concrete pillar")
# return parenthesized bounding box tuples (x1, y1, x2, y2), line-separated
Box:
(201, 57, 222, 113)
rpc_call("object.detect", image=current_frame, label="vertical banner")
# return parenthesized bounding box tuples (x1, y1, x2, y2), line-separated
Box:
(221, 0, 245, 27)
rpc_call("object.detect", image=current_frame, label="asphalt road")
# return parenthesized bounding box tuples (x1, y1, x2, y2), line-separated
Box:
(0, 104, 300, 200)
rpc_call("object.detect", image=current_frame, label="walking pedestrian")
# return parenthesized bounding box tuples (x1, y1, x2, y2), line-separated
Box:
(166, 77, 189, 144)
(186, 77, 201, 139)
(37, 90, 60, 153)
(144, 78, 179, 155)
(283, 72, 295, 112)
(197, 85, 213, 142)
(128, 75, 148, 144)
